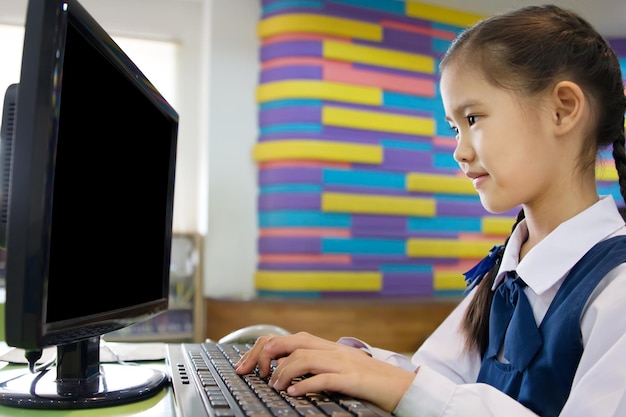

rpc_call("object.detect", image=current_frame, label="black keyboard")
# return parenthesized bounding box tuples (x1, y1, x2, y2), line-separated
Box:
(166, 342, 393, 417)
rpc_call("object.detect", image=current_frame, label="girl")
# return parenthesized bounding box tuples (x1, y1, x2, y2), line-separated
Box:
(235, 5, 626, 416)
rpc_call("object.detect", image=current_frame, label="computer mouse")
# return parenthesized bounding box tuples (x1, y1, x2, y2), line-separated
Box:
(217, 324, 291, 345)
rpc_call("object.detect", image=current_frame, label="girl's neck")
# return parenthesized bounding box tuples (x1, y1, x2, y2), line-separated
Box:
(520, 191, 599, 260)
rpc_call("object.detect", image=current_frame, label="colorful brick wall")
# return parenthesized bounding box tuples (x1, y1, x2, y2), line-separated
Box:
(603, 38, 626, 198)
(253, 0, 625, 298)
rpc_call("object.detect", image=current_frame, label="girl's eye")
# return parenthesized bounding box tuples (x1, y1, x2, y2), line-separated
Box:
(447, 115, 477, 137)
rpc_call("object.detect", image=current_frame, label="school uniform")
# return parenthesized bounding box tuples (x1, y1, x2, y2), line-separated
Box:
(339, 195, 626, 417)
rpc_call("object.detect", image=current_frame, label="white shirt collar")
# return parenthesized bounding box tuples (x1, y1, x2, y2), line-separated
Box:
(492, 195, 625, 294)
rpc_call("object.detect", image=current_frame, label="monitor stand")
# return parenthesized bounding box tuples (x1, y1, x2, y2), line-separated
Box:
(0, 336, 168, 409)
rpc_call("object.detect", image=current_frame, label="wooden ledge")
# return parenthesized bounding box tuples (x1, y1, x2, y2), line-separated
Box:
(204, 296, 461, 353)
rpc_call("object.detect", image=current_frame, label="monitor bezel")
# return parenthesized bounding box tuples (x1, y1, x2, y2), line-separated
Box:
(4, 0, 178, 352)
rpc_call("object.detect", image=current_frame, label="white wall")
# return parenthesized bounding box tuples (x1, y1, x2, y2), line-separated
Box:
(203, 1, 260, 299)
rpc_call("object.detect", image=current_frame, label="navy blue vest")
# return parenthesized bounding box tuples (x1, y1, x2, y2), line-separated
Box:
(477, 235, 626, 417)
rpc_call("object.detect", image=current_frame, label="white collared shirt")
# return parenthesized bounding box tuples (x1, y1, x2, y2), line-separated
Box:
(341, 195, 626, 417)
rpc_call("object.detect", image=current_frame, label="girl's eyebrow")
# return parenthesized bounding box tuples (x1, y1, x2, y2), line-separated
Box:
(445, 99, 483, 121)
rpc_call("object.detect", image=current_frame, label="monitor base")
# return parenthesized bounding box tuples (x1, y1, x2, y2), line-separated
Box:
(0, 363, 167, 409)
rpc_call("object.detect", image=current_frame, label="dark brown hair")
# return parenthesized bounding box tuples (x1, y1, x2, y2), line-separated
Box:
(440, 4, 626, 355)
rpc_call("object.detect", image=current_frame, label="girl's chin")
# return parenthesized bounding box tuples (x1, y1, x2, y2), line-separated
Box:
(478, 197, 519, 215)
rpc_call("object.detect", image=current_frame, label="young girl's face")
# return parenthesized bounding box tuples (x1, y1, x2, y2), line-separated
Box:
(439, 63, 560, 214)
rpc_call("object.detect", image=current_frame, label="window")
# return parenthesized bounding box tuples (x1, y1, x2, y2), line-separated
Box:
(114, 37, 178, 109)
(0, 23, 178, 119)
(0, 25, 24, 117)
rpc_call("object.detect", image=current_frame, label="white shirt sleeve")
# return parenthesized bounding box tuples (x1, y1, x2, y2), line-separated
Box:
(336, 337, 416, 371)
(395, 366, 539, 417)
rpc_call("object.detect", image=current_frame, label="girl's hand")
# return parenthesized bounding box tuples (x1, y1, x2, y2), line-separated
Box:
(234, 332, 415, 412)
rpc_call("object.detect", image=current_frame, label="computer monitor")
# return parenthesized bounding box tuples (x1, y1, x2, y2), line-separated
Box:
(0, 0, 178, 409)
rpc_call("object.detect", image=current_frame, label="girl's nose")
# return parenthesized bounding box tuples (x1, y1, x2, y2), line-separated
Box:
(452, 134, 474, 165)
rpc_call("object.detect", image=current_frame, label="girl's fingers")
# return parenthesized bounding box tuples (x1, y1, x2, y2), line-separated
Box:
(268, 349, 320, 390)
(268, 348, 356, 391)
(235, 332, 324, 376)
(267, 347, 414, 412)
(235, 335, 274, 376)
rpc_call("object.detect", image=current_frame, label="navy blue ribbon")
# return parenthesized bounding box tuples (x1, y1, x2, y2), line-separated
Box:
(463, 244, 504, 292)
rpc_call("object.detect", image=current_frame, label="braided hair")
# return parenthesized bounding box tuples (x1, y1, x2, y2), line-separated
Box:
(439, 5, 626, 355)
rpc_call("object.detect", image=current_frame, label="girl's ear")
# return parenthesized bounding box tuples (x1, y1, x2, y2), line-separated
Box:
(551, 81, 586, 136)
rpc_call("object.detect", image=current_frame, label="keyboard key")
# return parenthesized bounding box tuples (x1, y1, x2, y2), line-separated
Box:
(315, 402, 353, 417)
(294, 405, 326, 416)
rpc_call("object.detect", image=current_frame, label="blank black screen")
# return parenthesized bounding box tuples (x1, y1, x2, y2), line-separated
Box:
(46, 21, 175, 323)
